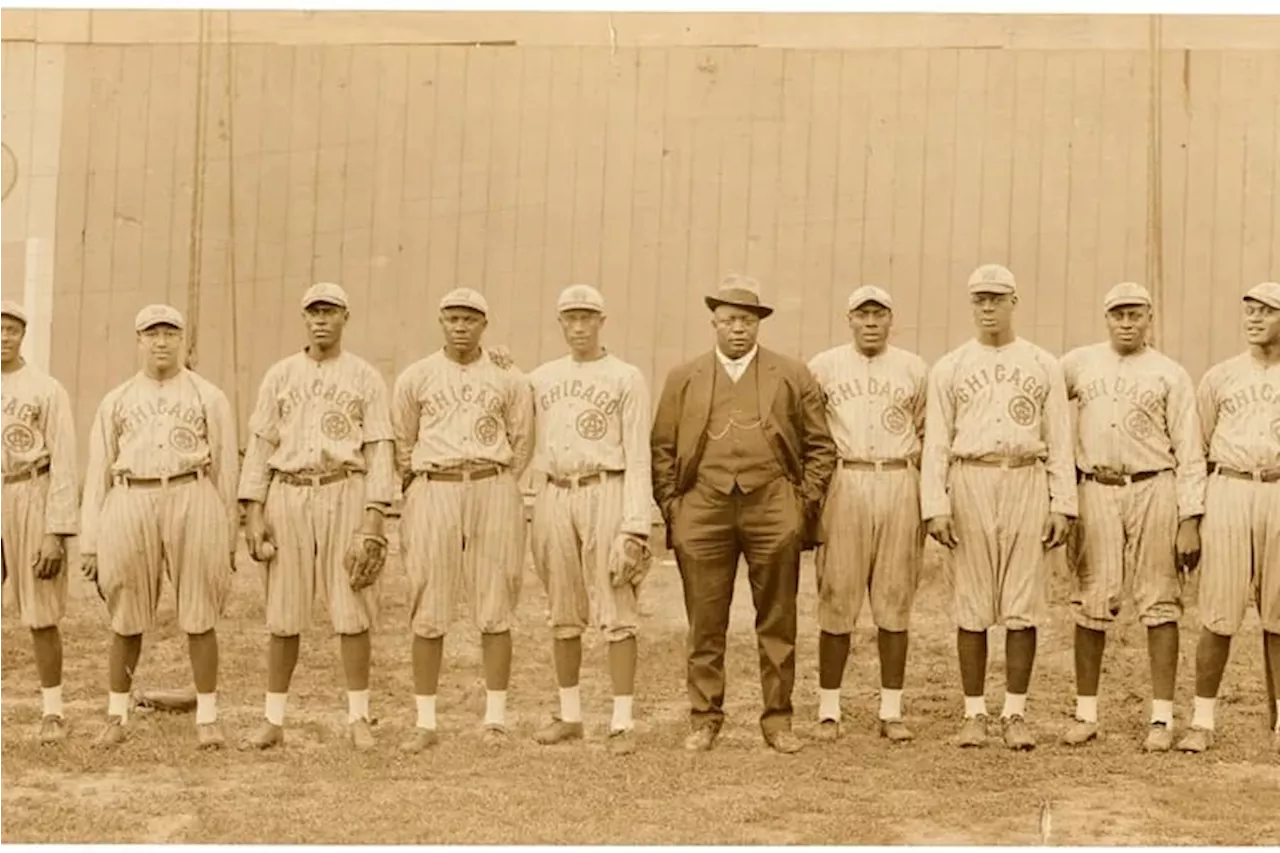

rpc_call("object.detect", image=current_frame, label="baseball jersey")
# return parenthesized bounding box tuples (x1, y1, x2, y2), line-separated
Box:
(1197, 352, 1280, 470)
(529, 351, 653, 536)
(921, 337, 1077, 520)
(80, 369, 239, 555)
(1062, 342, 1206, 517)
(238, 349, 396, 505)
(391, 348, 535, 475)
(807, 343, 928, 462)
(1, 364, 78, 535)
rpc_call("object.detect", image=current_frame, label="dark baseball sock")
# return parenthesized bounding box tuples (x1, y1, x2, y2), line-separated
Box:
(31, 626, 62, 689)
(1147, 623, 1179, 703)
(109, 632, 143, 695)
(1073, 625, 1106, 698)
(188, 629, 218, 694)
(818, 631, 850, 690)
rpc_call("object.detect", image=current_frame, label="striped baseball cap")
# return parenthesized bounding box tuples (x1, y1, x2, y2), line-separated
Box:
(1244, 281, 1280, 310)
(847, 285, 893, 311)
(135, 304, 185, 332)
(1103, 282, 1152, 311)
(968, 264, 1017, 295)
(301, 281, 349, 310)
(558, 284, 605, 313)
(440, 287, 489, 316)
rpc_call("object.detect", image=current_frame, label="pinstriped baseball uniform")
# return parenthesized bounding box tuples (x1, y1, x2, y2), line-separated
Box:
(1, 364, 78, 628)
(807, 344, 928, 634)
(1196, 353, 1280, 636)
(238, 350, 396, 636)
(81, 370, 239, 636)
(392, 349, 534, 639)
(921, 338, 1077, 631)
(528, 352, 652, 643)
(1062, 343, 1206, 631)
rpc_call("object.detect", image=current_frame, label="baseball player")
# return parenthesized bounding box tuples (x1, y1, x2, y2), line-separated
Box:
(807, 286, 928, 743)
(921, 264, 1076, 750)
(238, 282, 395, 752)
(391, 287, 534, 752)
(1178, 281, 1280, 754)
(1059, 282, 1206, 752)
(526, 284, 652, 756)
(79, 304, 239, 749)
(1, 301, 78, 744)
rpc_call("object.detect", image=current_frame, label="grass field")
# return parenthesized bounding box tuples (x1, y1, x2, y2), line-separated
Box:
(3, 523, 1278, 845)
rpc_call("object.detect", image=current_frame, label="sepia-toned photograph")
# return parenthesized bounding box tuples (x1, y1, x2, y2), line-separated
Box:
(1, 2, 1278, 846)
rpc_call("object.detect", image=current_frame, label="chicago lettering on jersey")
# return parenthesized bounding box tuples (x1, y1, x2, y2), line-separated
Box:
(537, 378, 623, 416)
(278, 379, 364, 421)
(954, 363, 1049, 406)
(1, 396, 40, 425)
(420, 382, 506, 421)
(117, 399, 206, 436)
(822, 376, 914, 408)
(1219, 381, 1278, 416)
(1074, 376, 1166, 418)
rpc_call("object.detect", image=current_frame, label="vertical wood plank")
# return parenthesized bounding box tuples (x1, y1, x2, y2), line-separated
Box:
(801, 50, 841, 361)
(1094, 51, 1138, 313)
(1155, 48, 1190, 357)
(540, 47, 582, 359)
(338, 46, 379, 352)
(426, 48, 467, 331)
(569, 46, 610, 288)
(1062, 53, 1105, 355)
(1007, 51, 1046, 358)
(1123, 50, 1151, 296)
(685, 48, 727, 351)
(831, 53, 872, 349)
(2, 44, 34, 246)
(597, 47, 637, 344)
(714, 49, 753, 287)
(861, 50, 901, 290)
(1034, 53, 1076, 354)
(1207, 51, 1248, 361)
(770, 49, 811, 358)
(227, 43, 265, 417)
(311, 46, 352, 284)
(279, 46, 323, 349)
(455, 46, 494, 300)
(654, 49, 694, 382)
(743, 49, 782, 339)
(396, 47, 439, 366)
(367, 46, 407, 377)
(625, 48, 666, 386)
(917, 50, 959, 362)
(165, 43, 198, 312)
(1178, 50, 1221, 380)
(888, 49, 928, 354)
(978, 49, 1015, 282)
(509, 46, 551, 368)
(946, 51, 986, 351)
(1239, 52, 1276, 289)
(50, 46, 92, 388)
(137, 45, 179, 327)
(193, 43, 232, 390)
(482, 48, 522, 356)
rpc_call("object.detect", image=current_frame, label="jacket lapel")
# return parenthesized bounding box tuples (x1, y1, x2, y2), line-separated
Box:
(686, 352, 717, 435)
(756, 348, 781, 421)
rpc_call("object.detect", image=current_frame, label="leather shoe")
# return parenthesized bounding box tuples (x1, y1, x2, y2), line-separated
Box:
(683, 726, 718, 752)
(763, 729, 803, 754)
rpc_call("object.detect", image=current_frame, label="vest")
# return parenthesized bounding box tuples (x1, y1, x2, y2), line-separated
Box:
(697, 357, 784, 495)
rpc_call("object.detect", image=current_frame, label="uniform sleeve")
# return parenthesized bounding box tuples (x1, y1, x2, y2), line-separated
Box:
(1060, 349, 1080, 400)
(797, 363, 838, 506)
(1041, 355, 1078, 518)
(506, 370, 536, 479)
(1168, 363, 1207, 518)
(1196, 370, 1219, 459)
(361, 370, 396, 506)
(237, 370, 279, 503)
(43, 380, 79, 536)
(619, 368, 654, 537)
(205, 384, 242, 549)
(911, 358, 928, 448)
(79, 394, 119, 556)
(390, 365, 420, 476)
(920, 359, 955, 520)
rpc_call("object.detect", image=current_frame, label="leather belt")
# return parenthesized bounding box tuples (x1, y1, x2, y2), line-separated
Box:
(1211, 463, 1280, 484)
(117, 468, 205, 489)
(548, 470, 622, 489)
(1079, 468, 1167, 487)
(275, 469, 353, 488)
(841, 459, 913, 472)
(3, 461, 51, 485)
(957, 457, 1040, 470)
(419, 465, 502, 483)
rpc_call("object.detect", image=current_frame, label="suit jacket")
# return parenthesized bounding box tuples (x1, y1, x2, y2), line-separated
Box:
(651, 347, 838, 550)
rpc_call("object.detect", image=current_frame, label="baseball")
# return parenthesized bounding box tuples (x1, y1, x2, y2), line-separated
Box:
(259, 541, 276, 561)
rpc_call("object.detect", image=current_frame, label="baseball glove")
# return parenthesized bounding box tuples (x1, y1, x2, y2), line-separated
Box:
(131, 686, 198, 714)
(344, 532, 389, 591)
(607, 533, 652, 588)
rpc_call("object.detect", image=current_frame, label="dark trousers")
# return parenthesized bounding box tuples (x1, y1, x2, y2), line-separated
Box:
(671, 476, 804, 734)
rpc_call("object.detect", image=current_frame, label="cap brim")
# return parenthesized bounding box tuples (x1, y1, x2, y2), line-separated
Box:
(440, 303, 486, 314)
(138, 321, 183, 332)
(969, 285, 1015, 295)
(1244, 295, 1280, 310)
(304, 298, 347, 309)
(1106, 299, 1150, 310)
(559, 303, 603, 313)
(1, 312, 26, 325)
(849, 299, 891, 311)
(705, 296, 774, 318)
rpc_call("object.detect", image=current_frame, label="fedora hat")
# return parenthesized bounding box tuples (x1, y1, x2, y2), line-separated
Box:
(705, 274, 773, 319)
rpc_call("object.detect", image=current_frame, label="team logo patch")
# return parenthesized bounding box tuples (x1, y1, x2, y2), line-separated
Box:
(1124, 409, 1156, 441)
(1007, 394, 1038, 427)
(321, 411, 352, 440)
(474, 414, 501, 446)
(169, 425, 199, 453)
(880, 405, 909, 436)
(576, 409, 608, 441)
(2, 423, 36, 453)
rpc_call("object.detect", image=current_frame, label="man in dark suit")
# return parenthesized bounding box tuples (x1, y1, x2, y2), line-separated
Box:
(652, 275, 837, 754)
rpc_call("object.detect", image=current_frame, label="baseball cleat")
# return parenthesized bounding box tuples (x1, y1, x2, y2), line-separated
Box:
(399, 727, 440, 753)
(879, 718, 915, 743)
(1001, 715, 1036, 751)
(38, 715, 67, 745)
(196, 722, 226, 750)
(606, 727, 636, 756)
(1143, 722, 1174, 752)
(93, 716, 127, 749)
(482, 723, 510, 745)
(814, 719, 840, 742)
(763, 729, 804, 755)
(683, 726, 718, 752)
(238, 721, 284, 751)
(1061, 719, 1099, 746)
(1176, 726, 1214, 753)
(348, 718, 375, 751)
(532, 716, 584, 745)
(955, 714, 990, 748)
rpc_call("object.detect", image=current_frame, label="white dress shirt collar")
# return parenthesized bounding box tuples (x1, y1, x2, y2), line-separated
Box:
(716, 345, 759, 382)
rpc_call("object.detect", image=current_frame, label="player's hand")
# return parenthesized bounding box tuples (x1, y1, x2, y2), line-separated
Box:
(1041, 512, 1071, 549)
(245, 511, 276, 563)
(927, 516, 958, 549)
(33, 534, 66, 580)
(80, 553, 98, 584)
(488, 344, 515, 370)
(1175, 517, 1202, 574)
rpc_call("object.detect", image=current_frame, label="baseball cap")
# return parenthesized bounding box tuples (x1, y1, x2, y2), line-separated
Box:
(967, 264, 1017, 295)
(135, 304, 185, 332)
(301, 281, 349, 310)
(848, 285, 893, 311)
(1, 300, 27, 325)
(558, 284, 605, 313)
(440, 287, 489, 316)
(1103, 282, 1152, 311)
(1243, 281, 1280, 310)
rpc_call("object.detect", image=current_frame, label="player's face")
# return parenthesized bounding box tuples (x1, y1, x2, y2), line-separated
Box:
(971, 292, 1015, 336)
(439, 307, 486, 352)
(304, 303, 347, 347)
(1243, 299, 1280, 346)
(1105, 305, 1151, 354)
(138, 324, 183, 371)
(848, 303, 892, 353)
(0, 316, 25, 365)
(711, 305, 761, 359)
(558, 309, 605, 355)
